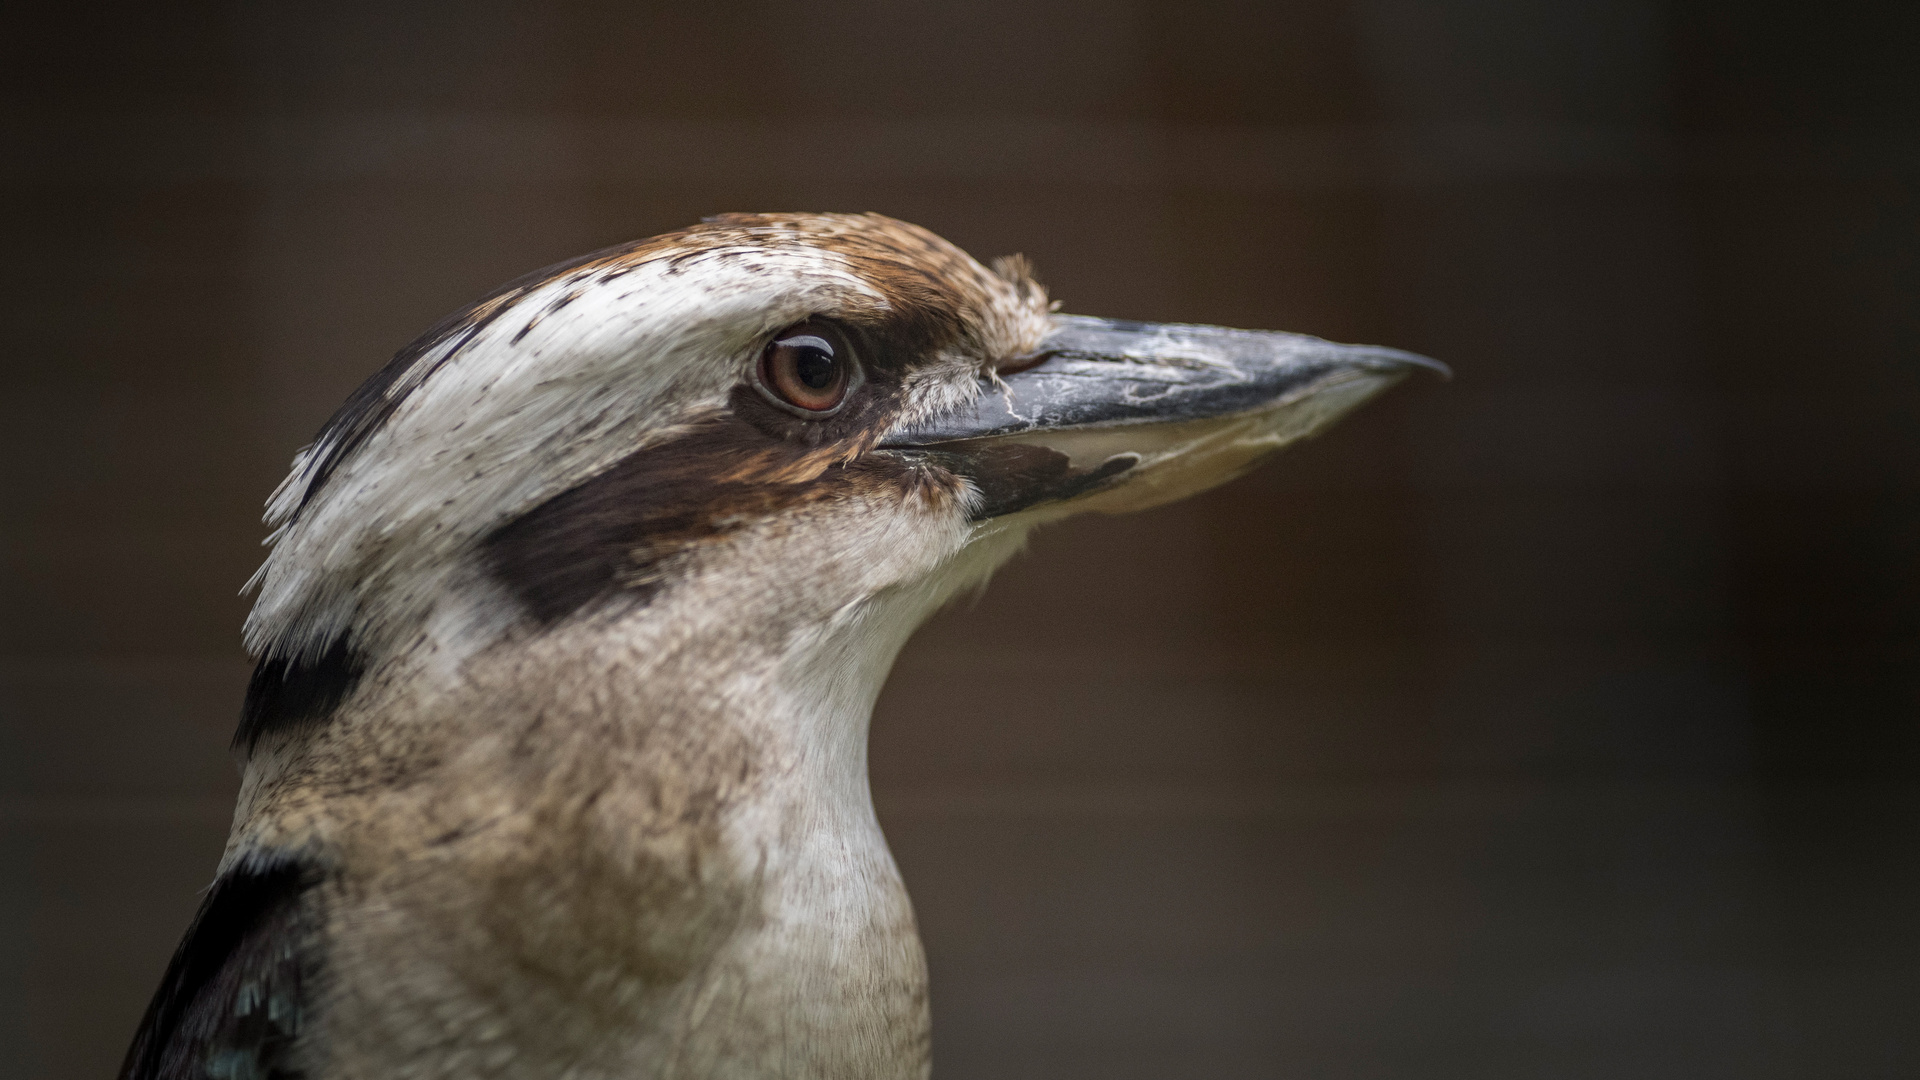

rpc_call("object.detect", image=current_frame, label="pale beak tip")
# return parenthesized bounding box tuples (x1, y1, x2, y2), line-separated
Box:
(1359, 346, 1450, 381)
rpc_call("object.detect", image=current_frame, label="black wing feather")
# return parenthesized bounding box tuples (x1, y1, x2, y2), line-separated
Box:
(119, 858, 317, 1080)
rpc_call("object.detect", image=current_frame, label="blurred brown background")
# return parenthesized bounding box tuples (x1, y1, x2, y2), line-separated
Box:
(4, 1, 1917, 1076)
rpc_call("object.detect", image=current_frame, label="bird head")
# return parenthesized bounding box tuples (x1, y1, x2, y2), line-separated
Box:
(239, 213, 1438, 759)
(158, 212, 1443, 1080)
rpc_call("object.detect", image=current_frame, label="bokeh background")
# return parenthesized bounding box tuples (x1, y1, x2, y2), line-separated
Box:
(5, 1, 1918, 1076)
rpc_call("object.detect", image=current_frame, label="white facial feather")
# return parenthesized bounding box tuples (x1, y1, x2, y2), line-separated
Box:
(246, 245, 924, 665)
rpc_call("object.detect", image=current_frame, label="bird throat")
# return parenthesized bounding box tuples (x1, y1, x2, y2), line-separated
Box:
(262, 513, 1011, 1078)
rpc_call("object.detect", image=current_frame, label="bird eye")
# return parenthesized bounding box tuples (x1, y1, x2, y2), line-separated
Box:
(757, 320, 857, 415)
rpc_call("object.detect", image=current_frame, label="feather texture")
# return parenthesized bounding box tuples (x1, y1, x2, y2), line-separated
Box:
(120, 858, 317, 1080)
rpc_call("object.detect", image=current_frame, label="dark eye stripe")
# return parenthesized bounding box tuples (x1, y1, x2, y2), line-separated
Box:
(481, 409, 946, 626)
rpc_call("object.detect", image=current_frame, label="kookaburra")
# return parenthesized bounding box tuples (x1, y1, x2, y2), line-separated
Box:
(121, 213, 1439, 1079)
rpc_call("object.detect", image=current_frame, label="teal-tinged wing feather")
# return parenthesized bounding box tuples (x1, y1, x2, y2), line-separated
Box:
(119, 858, 315, 1080)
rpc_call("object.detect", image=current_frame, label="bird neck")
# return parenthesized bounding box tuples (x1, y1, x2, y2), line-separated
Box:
(229, 528, 1028, 1075)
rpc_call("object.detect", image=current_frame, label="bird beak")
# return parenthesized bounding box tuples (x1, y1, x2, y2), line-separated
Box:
(876, 314, 1446, 521)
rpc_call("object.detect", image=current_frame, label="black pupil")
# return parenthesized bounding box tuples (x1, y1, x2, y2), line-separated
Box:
(793, 346, 836, 390)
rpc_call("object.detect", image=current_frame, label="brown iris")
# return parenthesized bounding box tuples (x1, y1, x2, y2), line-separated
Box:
(757, 320, 857, 416)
